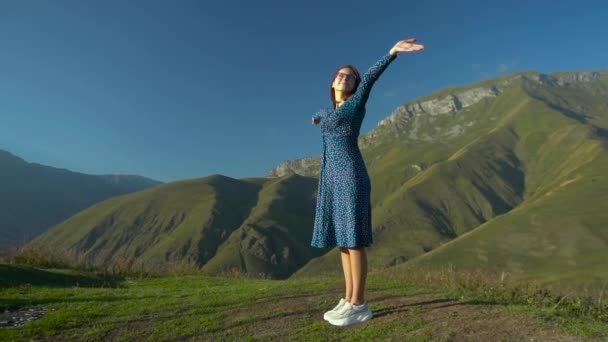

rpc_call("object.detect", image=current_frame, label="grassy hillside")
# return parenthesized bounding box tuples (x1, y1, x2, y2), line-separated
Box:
(397, 76, 608, 288)
(31, 174, 323, 278)
(201, 174, 325, 278)
(34, 175, 260, 267)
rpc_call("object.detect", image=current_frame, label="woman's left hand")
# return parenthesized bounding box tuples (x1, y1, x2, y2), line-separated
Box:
(389, 38, 425, 55)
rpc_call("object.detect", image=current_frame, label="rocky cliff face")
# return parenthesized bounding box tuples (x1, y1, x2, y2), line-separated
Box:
(267, 70, 604, 178)
(266, 156, 321, 178)
(364, 85, 499, 143)
(529, 70, 602, 85)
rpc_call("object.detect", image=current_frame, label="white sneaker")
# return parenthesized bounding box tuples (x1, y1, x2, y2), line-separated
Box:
(327, 301, 373, 326)
(323, 298, 348, 321)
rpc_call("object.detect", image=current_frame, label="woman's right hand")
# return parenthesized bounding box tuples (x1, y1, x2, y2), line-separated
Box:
(312, 117, 321, 125)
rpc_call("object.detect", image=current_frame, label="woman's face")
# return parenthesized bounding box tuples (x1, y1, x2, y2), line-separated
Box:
(332, 68, 356, 93)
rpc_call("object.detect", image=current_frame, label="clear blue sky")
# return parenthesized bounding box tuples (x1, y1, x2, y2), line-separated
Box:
(1, 0, 606, 182)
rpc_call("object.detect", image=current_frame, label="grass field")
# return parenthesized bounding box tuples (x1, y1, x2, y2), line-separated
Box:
(1, 263, 606, 341)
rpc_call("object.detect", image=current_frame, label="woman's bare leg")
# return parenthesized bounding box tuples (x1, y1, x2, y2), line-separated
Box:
(340, 247, 353, 302)
(348, 247, 367, 305)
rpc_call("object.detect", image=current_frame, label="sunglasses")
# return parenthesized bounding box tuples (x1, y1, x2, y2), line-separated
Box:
(335, 72, 356, 81)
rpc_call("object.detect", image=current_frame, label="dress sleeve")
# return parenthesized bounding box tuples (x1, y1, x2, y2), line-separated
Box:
(351, 53, 397, 106)
(312, 107, 332, 122)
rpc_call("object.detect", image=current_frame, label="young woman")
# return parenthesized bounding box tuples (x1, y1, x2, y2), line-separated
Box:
(311, 38, 424, 327)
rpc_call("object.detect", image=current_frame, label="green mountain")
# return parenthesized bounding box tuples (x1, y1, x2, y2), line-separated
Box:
(31, 174, 325, 278)
(26, 69, 608, 287)
(0, 150, 162, 249)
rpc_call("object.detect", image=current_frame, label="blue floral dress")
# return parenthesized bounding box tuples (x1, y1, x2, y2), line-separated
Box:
(311, 53, 397, 248)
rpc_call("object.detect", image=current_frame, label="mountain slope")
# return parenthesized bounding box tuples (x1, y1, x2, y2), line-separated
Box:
(34, 175, 259, 266)
(201, 174, 325, 278)
(31, 174, 323, 278)
(401, 78, 608, 287)
(0, 150, 162, 248)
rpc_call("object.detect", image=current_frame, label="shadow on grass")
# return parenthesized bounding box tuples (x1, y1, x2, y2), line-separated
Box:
(220, 307, 319, 332)
(373, 298, 495, 318)
(0, 263, 124, 289)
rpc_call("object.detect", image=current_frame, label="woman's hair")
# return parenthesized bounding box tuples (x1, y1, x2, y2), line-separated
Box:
(330, 65, 361, 108)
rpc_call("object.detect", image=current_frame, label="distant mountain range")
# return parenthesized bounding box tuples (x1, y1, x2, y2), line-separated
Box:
(25, 68, 608, 288)
(0, 150, 162, 249)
